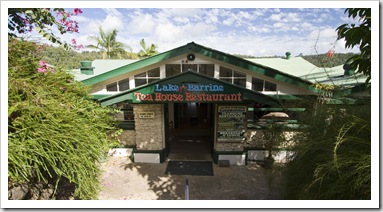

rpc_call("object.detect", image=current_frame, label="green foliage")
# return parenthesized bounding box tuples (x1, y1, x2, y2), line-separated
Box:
(283, 98, 371, 200)
(336, 8, 371, 83)
(40, 45, 102, 70)
(87, 26, 135, 59)
(302, 53, 356, 68)
(8, 38, 118, 199)
(138, 39, 159, 58)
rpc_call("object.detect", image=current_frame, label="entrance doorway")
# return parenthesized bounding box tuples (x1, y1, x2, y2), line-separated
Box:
(167, 103, 214, 160)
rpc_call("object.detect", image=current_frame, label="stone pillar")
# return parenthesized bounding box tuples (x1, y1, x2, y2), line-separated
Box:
(133, 104, 164, 150)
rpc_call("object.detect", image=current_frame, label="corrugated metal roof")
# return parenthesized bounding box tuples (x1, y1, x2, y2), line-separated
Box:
(247, 57, 367, 89)
(71, 59, 138, 81)
(246, 57, 318, 78)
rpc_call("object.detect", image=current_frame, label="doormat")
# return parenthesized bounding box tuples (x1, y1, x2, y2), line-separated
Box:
(165, 160, 214, 176)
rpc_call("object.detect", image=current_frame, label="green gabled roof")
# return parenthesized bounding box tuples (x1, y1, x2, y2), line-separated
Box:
(81, 42, 315, 92)
(99, 71, 282, 107)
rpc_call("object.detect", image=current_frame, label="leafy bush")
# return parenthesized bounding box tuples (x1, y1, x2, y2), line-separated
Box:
(8, 38, 118, 199)
(283, 98, 371, 199)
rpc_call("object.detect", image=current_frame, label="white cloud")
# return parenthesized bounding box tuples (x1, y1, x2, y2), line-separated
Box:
(270, 13, 282, 21)
(204, 9, 220, 24)
(273, 22, 284, 28)
(162, 8, 200, 18)
(252, 10, 264, 17)
(301, 22, 314, 30)
(286, 13, 301, 22)
(154, 23, 181, 42)
(103, 8, 123, 17)
(65, 8, 358, 56)
(101, 15, 124, 32)
(172, 16, 190, 25)
(222, 17, 234, 26)
(320, 28, 337, 38)
(127, 12, 156, 35)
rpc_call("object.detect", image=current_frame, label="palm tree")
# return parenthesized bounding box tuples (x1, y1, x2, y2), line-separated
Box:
(87, 27, 135, 59)
(138, 39, 159, 58)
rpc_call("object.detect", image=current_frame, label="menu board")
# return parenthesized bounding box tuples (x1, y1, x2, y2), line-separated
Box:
(217, 105, 247, 142)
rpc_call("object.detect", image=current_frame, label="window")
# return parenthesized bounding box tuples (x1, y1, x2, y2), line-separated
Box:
(199, 64, 214, 77)
(264, 81, 277, 91)
(166, 64, 215, 77)
(219, 66, 246, 87)
(166, 64, 181, 77)
(106, 78, 130, 92)
(106, 82, 118, 92)
(252, 76, 277, 92)
(182, 64, 197, 72)
(252, 77, 264, 91)
(135, 67, 160, 87)
(118, 78, 130, 91)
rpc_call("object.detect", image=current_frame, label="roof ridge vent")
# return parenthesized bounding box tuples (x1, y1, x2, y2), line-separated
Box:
(80, 60, 94, 75)
(285, 52, 291, 59)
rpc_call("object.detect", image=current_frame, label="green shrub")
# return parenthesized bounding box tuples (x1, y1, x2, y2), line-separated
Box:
(8, 38, 118, 199)
(283, 98, 371, 200)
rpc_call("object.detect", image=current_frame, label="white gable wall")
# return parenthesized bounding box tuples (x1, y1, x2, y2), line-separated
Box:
(87, 53, 315, 97)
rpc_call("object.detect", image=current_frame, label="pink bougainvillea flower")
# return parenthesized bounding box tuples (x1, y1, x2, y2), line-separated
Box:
(326, 49, 335, 58)
(38, 60, 47, 67)
(73, 8, 83, 15)
(71, 38, 77, 45)
(37, 67, 46, 73)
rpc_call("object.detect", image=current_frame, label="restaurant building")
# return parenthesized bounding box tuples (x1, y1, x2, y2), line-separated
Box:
(73, 42, 368, 165)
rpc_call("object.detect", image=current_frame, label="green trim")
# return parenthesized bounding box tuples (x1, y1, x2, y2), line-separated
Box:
(132, 148, 167, 163)
(81, 42, 316, 93)
(250, 107, 306, 112)
(247, 123, 307, 130)
(249, 119, 299, 124)
(89, 94, 112, 99)
(99, 71, 281, 107)
(268, 94, 303, 100)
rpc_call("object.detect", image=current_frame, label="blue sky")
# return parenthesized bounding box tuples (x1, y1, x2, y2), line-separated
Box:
(59, 6, 364, 57)
(3, 1, 374, 57)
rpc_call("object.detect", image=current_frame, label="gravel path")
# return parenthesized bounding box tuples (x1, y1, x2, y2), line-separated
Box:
(98, 156, 283, 200)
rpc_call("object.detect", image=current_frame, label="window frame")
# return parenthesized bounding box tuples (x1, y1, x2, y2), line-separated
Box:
(251, 76, 277, 92)
(134, 67, 161, 87)
(219, 66, 246, 87)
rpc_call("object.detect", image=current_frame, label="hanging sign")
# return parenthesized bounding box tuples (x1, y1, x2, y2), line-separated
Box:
(217, 105, 247, 142)
(132, 83, 242, 103)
